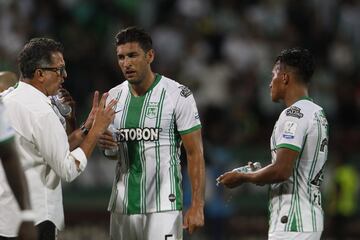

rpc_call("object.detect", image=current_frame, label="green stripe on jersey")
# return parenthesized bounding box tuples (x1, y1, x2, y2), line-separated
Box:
(126, 95, 146, 214)
(155, 89, 165, 211)
(276, 143, 301, 152)
(309, 119, 322, 231)
(178, 124, 202, 135)
(286, 135, 307, 232)
(121, 92, 131, 214)
(139, 91, 152, 213)
(168, 113, 183, 210)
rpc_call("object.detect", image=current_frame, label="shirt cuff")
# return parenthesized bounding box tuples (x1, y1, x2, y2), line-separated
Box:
(70, 147, 87, 171)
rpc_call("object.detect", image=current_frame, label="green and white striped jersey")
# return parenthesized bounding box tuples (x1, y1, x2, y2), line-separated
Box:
(269, 97, 329, 233)
(106, 74, 201, 214)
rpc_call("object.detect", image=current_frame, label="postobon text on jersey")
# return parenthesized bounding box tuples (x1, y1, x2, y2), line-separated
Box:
(116, 128, 161, 142)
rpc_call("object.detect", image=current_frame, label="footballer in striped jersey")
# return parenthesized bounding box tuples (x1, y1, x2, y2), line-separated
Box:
(99, 27, 205, 240)
(218, 48, 328, 240)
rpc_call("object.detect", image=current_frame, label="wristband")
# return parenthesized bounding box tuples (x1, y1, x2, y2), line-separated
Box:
(21, 210, 35, 222)
(80, 123, 90, 136)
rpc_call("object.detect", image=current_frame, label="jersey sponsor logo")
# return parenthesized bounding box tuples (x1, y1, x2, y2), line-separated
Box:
(179, 85, 192, 98)
(116, 128, 161, 141)
(146, 102, 158, 119)
(282, 121, 297, 139)
(286, 106, 303, 119)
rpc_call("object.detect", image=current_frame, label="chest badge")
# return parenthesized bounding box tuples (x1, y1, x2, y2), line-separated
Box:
(146, 102, 158, 119)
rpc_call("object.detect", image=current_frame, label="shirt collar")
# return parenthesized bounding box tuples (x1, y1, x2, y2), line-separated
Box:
(19, 81, 52, 105)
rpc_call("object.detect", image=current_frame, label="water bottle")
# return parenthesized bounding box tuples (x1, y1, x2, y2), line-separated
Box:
(216, 162, 262, 186)
(51, 91, 72, 116)
(104, 124, 119, 157)
(232, 162, 262, 173)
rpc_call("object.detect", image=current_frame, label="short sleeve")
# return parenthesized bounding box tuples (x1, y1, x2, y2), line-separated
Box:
(276, 106, 308, 152)
(174, 85, 201, 135)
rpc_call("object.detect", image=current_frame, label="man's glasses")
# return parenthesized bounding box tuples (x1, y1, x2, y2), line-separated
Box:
(38, 66, 67, 77)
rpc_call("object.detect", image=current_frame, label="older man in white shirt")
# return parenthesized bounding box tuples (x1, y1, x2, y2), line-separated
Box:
(3, 37, 117, 240)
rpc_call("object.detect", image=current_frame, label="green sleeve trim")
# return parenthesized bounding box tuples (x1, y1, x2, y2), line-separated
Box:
(0, 136, 15, 145)
(179, 124, 202, 135)
(276, 143, 301, 152)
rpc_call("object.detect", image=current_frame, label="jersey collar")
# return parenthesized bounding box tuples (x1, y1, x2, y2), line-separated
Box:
(297, 96, 313, 102)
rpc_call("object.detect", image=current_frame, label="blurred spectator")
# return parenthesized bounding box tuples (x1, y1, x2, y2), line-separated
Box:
(327, 151, 359, 239)
(0, 71, 18, 93)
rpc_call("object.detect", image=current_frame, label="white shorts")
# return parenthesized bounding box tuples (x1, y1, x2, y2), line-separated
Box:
(268, 231, 322, 240)
(110, 211, 182, 240)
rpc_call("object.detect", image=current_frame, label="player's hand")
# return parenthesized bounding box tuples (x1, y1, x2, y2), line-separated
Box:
(18, 221, 37, 240)
(83, 91, 99, 130)
(216, 171, 243, 188)
(58, 87, 76, 119)
(91, 92, 117, 136)
(183, 204, 204, 234)
(98, 130, 117, 150)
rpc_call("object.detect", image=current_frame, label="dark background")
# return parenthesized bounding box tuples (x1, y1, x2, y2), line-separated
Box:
(1, 0, 359, 239)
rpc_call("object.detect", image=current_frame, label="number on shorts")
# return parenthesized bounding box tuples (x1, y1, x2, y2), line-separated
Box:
(165, 234, 173, 240)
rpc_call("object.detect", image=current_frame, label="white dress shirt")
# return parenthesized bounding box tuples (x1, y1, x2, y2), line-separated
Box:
(3, 81, 87, 230)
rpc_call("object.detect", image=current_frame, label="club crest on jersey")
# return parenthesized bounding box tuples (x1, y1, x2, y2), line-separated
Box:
(286, 106, 304, 119)
(146, 102, 158, 119)
(179, 85, 192, 98)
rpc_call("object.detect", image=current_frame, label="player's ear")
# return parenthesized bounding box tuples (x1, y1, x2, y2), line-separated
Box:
(146, 49, 155, 64)
(282, 72, 290, 85)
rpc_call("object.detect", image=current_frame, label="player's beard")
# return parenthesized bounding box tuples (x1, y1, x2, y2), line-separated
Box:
(127, 70, 146, 86)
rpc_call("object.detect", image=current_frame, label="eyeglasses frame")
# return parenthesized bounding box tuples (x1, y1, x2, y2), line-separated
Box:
(37, 66, 67, 77)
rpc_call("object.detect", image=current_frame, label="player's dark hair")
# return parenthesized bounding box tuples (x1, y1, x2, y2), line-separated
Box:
(115, 26, 153, 52)
(18, 38, 64, 78)
(276, 47, 314, 84)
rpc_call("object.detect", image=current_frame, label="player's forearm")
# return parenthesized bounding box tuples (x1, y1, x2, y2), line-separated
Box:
(244, 163, 291, 185)
(187, 154, 205, 207)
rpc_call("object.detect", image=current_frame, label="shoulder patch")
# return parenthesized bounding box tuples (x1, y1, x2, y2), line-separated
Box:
(178, 85, 192, 98)
(286, 106, 303, 119)
(282, 121, 297, 139)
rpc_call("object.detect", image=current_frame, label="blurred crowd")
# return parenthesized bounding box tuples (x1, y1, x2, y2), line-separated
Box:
(1, 0, 360, 239)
